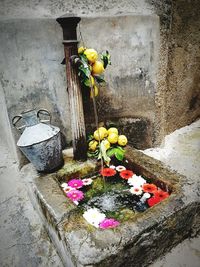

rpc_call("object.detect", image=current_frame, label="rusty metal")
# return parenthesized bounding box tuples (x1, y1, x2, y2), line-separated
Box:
(56, 14, 87, 161)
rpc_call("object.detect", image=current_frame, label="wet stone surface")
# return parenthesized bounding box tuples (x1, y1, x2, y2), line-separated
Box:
(24, 146, 200, 267)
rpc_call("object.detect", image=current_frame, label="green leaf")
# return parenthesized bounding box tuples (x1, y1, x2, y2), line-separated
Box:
(115, 149, 124, 161)
(84, 78, 91, 87)
(79, 65, 91, 78)
(87, 150, 99, 158)
(107, 147, 124, 161)
(100, 51, 111, 69)
(116, 146, 125, 152)
(87, 135, 94, 142)
(94, 75, 105, 84)
(80, 54, 88, 64)
(106, 147, 117, 157)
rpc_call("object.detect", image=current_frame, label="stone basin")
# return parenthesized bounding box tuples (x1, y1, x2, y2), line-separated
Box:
(22, 146, 199, 267)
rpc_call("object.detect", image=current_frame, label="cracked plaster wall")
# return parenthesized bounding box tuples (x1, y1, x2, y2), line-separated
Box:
(164, 0, 200, 134)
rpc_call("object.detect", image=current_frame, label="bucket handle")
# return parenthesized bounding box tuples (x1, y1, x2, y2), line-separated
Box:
(37, 109, 51, 123)
(12, 115, 26, 131)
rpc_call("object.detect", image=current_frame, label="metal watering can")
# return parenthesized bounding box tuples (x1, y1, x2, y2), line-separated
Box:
(12, 109, 64, 172)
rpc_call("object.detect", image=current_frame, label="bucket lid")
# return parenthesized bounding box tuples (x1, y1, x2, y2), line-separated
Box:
(17, 123, 60, 147)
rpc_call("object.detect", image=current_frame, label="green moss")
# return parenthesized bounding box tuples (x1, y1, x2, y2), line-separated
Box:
(105, 208, 136, 222)
(56, 160, 97, 182)
(118, 208, 136, 221)
(85, 177, 104, 199)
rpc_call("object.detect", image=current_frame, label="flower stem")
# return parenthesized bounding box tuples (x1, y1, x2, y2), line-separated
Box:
(90, 77, 105, 188)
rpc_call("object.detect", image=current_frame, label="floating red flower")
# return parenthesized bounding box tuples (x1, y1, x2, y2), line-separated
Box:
(142, 183, 157, 193)
(100, 168, 116, 177)
(119, 170, 134, 179)
(147, 196, 161, 207)
(154, 190, 169, 200)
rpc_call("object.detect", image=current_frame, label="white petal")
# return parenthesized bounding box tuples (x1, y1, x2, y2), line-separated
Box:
(109, 165, 116, 169)
(61, 182, 68, 189)
(116, 165, 126, 172)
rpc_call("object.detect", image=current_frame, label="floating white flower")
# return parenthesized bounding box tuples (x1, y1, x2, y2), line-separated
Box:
(128, 175, 146, 187)
(83, 208, 106, 228)
(61, 182, 68, 190)
(130, 186, 143, 195)
(116, 165, 126, 172)
(109, 165, 116, 169)
(82, 178, 93, 186)
(63, 186, 74, 193)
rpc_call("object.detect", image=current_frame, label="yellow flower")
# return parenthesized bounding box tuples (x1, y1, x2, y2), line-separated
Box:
(84, 48, 98, 63)
(88, 140, 98, 151)
(94, 128, 106, 141)
(118, 135, 128, 146)
(108, 133, 118, 144)
(78, 46, 86, 54)
(92, 61, 104, 75)
(107, 127, 118, 135)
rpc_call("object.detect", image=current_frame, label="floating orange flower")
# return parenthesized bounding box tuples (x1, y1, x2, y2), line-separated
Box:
(119, 170, 134, 179)
(142, 183, 157, 193)
(100, 168, 116, 177)
(154, 190, 169, 200)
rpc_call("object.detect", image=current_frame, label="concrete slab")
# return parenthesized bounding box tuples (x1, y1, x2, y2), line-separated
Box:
(0, 144, 63, 267)
(144, 119, 200, 267)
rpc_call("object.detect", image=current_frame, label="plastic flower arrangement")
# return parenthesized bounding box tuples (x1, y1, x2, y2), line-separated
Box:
(87, 126, 128, 165)
(77, 47, 111, 98)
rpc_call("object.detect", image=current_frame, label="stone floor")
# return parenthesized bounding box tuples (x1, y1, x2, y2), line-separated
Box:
(0, 120, 199, 267)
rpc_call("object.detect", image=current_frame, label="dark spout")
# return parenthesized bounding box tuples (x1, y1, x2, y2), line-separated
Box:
(56, 14, 81, 40)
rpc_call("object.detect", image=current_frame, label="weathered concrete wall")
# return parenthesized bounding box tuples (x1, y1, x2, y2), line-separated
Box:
(163, 0, 200, 134)
(0, 19, 71, 138)
(0, 83, 18, 161)
(0, 0, 158, 18)
(81, 15, 159, 149)
(0, 0, 162, 165)
(0, 0, 199, 164)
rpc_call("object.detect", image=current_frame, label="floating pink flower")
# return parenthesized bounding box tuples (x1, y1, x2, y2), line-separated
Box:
(100, 168, 116, 177)
(68, 179, 83, 189)
(99, 218, 120, 229)
(82, 178, 93, 186)
(66, 190, 84, 201)
(119, 170, 134, 179)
